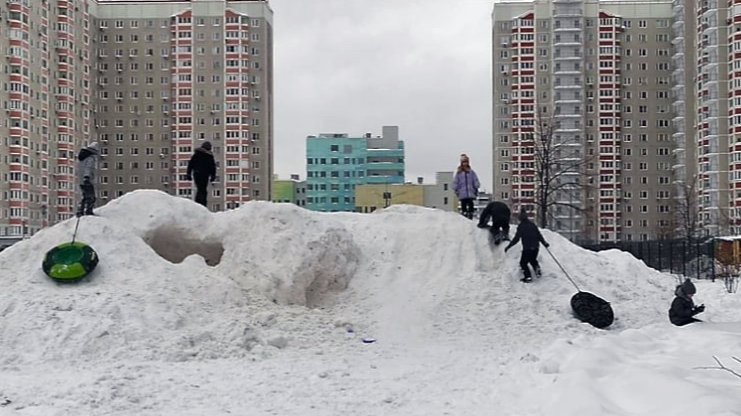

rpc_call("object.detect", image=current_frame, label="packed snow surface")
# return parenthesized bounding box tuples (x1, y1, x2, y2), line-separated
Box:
(1, 190, 739, 415)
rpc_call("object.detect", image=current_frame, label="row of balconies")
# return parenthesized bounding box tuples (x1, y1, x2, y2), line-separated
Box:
(552, 40, 581, 47)
(366, 149, 403, 158)
(672, 54, 685, 67)
(553, 26, 581, 32)
(554, 112, 581, 118)
(552, 69, 581, 75)
(552, 11, 583, 18)
(365, 175, 405, 185)
(553, 54, 582, 60)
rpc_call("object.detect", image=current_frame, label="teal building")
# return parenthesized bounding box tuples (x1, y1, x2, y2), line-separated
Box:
(306, 126, 405, 212)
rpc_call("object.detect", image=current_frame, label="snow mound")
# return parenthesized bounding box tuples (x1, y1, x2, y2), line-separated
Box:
(0, 191, 361, 364)
(0, 190, 681, 366)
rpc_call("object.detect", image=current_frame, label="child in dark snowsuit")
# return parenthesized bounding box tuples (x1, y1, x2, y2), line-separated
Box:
(478, 201, 511, 244)
(668, 279, 705, 326)
(504, 208, 549, 282)
(186, 141, 217, 207)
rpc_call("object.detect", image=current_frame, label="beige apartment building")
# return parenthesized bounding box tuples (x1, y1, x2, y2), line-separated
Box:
(492, 0, 677, 243)
(669, 0, 698, 237)
(0, 0, 273, 238)
(673, 0, 741, 238)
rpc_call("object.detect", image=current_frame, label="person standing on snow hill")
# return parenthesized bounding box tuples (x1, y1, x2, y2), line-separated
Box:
(477, 201, 511, 244)
(76, 142, 99, 217)
(453, 154, 480, 220)
(504, 207, 549, 282)
(669, 279, 705, 326)
(186, 141, 217, 207)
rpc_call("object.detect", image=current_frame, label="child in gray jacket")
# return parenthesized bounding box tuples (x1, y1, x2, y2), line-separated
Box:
(76, 142, 99, 216)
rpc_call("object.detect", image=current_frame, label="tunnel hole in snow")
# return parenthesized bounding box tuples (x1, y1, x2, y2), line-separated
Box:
(144, 225, 223, 266)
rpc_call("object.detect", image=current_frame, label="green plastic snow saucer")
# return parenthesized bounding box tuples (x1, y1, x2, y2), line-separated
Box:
(42, 241, 99, 282)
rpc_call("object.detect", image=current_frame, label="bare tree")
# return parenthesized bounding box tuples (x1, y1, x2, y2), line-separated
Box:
(530, 104, 594, 231)
(674, 174, 701, 241)
(654, 215, 679, 240)
(716, 202, 735, 238)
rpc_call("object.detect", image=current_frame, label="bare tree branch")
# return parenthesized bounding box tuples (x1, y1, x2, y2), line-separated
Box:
(694, 356, 741, 379)
(674, 174, 701, 241)
(529, 102, 595, 235)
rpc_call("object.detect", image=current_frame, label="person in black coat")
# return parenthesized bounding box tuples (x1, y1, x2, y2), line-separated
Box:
(477, 201, 511, 243)
(504, 207, 549, 282)
(186, 141, 217, 207)
(668, 279, 705, 326)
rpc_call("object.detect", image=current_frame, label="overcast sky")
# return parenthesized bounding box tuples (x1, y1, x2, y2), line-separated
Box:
(270, 0, 494, 190)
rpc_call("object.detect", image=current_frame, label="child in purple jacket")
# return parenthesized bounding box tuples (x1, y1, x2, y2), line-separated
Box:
(453, 154, 480, 219)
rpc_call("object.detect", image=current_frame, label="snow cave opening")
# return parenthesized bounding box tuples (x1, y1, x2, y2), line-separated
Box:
(144, 225, 223, 266)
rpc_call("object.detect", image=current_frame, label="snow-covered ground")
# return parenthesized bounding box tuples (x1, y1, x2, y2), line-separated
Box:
(1, 190, 739, 416)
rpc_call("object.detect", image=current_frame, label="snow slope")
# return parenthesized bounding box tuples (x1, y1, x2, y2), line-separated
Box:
(0, 190, 739, 416)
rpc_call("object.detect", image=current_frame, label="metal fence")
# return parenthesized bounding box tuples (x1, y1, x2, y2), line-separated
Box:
(580, 239, 715, 280)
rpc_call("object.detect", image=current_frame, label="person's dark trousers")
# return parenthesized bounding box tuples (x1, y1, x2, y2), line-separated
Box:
(194, 176, 209, 207)
(460, 198, 474, 219)
(673, 317, 702, 326)
(520, 248, 540, 279)
(77, 182, 96, 216)
(491, 221, 510, 239)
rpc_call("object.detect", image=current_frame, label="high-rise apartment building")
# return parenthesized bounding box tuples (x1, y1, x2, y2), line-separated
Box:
(724, 0, 741, 235)
(1, 0, 92, 237)
(0, 0, 273, 238)
(689, 0, 730, 236)
(305, 126, 405, 212)
(91, 0, 273, 212)
(677, 0, 741, 237)
(492, 0, 676, 243)
(669, 0, 698, 236)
